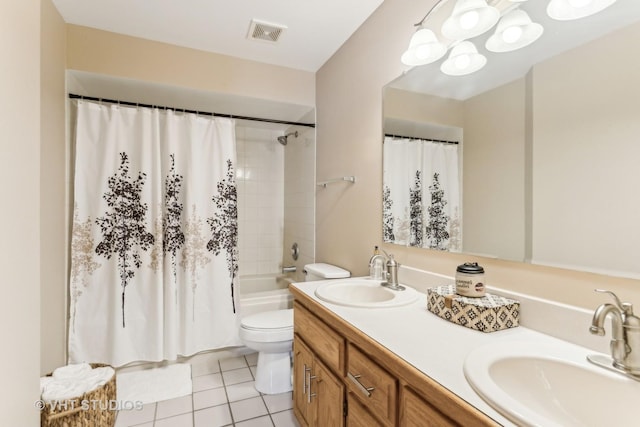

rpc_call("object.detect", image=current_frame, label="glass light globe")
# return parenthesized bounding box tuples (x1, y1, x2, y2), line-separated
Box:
(568, 0, 592, 7)
(459, 10, 480, 30)
(454, 54, 472, 69)
(502, 25, 523, 43)
(415, 44, 432, 60)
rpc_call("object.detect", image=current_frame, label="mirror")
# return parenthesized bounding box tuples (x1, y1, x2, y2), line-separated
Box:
(383, 0, 640, 279)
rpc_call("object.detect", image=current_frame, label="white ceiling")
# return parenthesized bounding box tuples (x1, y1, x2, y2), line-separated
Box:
(52, 0, 384, 72)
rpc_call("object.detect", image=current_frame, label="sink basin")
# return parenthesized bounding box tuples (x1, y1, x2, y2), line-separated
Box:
(314, 279, 419, 308)
(464, 341, 640, 427)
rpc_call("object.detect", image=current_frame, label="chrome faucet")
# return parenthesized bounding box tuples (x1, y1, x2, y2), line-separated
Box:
(383, 254, 404, 290)
(368, 249, 405, 291)
(589, 289, 640, 377)
(368, 254, 387, 281)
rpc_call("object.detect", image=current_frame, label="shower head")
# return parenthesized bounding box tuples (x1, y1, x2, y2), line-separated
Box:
(277, 131, 298, 146)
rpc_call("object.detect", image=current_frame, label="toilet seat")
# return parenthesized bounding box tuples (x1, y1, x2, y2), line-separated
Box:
(240, 309, 293, 342)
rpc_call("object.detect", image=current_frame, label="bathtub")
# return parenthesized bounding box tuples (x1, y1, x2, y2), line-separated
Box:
(238, 274, 295, 318)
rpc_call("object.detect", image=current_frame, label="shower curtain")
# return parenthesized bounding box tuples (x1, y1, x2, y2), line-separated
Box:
(383, 136, 461, 252)
(68, 100, 242, 367)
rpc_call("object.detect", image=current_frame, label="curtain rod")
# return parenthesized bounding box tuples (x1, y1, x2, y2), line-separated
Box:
(68, 94, 316, 129)
(384, 133, 458, 145)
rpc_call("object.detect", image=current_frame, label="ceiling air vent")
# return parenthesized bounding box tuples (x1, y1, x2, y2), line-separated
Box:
(247, 19, 287, 43)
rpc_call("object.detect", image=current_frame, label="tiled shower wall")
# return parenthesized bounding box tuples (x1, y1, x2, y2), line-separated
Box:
(236, 124, 315, 281)
(283, 127, 316, 282)
(236, 126, 285, 276)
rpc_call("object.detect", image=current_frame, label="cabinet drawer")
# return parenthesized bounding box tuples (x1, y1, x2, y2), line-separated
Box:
(346, 343, 397, 426)
(294, 301, 345, 374)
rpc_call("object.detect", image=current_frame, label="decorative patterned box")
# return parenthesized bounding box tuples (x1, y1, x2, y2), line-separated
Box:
(426, 285, 520, 332)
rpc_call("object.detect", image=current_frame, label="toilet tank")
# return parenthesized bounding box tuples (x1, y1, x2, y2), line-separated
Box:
(304, 263, 351, 281)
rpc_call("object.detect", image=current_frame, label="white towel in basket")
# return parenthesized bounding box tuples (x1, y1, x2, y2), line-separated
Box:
(52, 362, 92, 380)
(42, 365, 114, 402)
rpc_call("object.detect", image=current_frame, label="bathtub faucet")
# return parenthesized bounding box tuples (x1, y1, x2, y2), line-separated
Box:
(282, 266, 296, 274)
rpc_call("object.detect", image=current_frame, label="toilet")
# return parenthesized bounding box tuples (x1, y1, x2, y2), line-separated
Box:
(239, 263, 350, 394)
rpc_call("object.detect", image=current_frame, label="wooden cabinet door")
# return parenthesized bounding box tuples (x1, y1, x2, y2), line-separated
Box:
(293, 335, 315, 427)
(313, 357, 345, 427)
(399, 386, 457, 427)
(346, 393, 384, 427)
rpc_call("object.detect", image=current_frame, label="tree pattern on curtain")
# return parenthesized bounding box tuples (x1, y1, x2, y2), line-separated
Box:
(70, 205, 100, 332)
(207, 160, 239, 313)
(95, 152, 155, 328)
(409, 171, 423, 247)
(425, 172, 450, 250)
(91, 152, 239, 327)
(383, 185, 395, 242)
(74, 156, 239, 325)
(449, 206, 462, 252)
(149, 153, 187, 305)
(163, 154, 185, 283)
(181, 207, 212, 320)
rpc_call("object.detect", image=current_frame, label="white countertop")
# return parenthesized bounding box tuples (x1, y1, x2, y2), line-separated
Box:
(290, 278, 606, 427)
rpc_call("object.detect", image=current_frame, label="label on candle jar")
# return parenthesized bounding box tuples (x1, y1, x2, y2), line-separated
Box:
(455, 262, 485, 298)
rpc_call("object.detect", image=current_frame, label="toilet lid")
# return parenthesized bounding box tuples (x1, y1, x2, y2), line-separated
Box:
(241, 308, 293, 331)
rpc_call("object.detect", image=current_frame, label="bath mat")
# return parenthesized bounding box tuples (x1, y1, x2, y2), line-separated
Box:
(116, 363, 192, 405)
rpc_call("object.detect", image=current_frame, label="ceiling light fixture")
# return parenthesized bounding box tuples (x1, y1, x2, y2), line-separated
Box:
(440, 41, 487, 76)
(401, 28, 448, 66)
(401, 0, 619, 77)
(547, 0, 617, 21)
(441, 0, 500, 40)
(486, 9, 543, 52)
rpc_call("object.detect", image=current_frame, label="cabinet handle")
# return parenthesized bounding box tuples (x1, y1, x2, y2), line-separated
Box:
(347, 372, 375, 398)
(303, 364, 311, 395)
(307, 372, 317, 404)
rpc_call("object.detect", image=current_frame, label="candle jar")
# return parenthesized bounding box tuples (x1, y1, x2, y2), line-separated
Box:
(455, 262, 486, 297)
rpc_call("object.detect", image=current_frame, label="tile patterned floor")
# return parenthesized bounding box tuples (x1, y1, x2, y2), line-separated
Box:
(115, 353, 300, 427)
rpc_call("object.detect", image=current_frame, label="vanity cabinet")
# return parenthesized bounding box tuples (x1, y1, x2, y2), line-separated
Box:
(293, 301, 345, 427)
(293, 336, 344, 427)
(291, 293, 500, 427)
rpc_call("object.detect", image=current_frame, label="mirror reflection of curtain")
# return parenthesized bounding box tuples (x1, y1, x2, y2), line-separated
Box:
(68, 100, 242, 367)
(383, 136, 461, 251)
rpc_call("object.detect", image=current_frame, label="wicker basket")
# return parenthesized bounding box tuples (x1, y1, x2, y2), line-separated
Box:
(40, 363, 116, 427)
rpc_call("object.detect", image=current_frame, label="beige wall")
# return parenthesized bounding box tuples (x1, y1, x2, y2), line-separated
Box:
(316, 0, 417, 273)
(66, 25, 315, 108)
(0, 0, 41, 424)
(316, 0, 640, 309)
(384, 87, 464, 128)
(463, 78, 526, 261)
(532, 22, 640, 277)
(41, 0, 67, 376)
